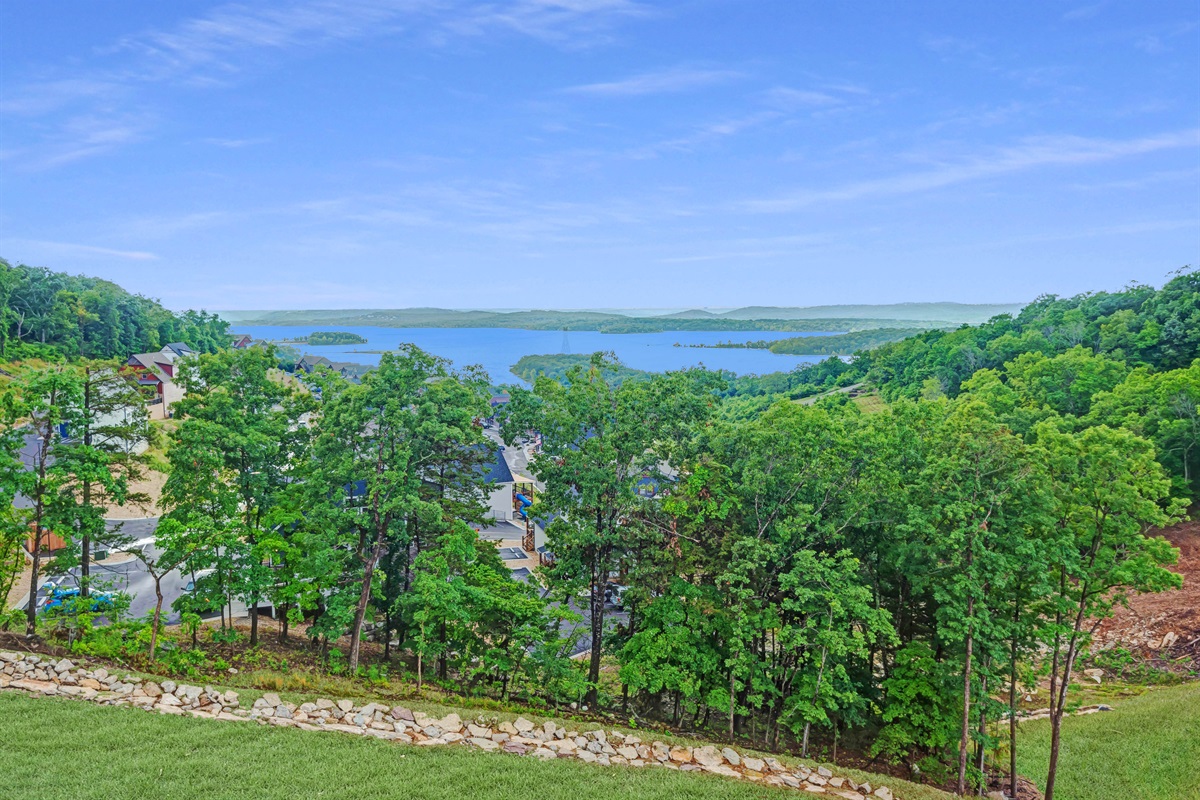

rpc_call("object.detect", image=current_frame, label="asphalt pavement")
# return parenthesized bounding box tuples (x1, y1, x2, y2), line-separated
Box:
(32, 517, 196, 624)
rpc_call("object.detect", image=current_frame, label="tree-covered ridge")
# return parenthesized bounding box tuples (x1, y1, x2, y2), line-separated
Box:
(688, 328, 923, 355)
(279, 331, 368, 346)
(0, 259, 230, 360)
(852, 268, 1199, 398)
(510, 353, 649, 384)
(221, 306, 943, 334)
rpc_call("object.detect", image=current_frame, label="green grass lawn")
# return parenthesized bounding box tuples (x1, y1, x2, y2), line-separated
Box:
(1016, 682, 1200, 800)
(0, 692, 951, 800)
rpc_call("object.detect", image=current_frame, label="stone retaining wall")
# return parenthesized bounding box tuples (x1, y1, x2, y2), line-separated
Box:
(0, 650, 896, 799)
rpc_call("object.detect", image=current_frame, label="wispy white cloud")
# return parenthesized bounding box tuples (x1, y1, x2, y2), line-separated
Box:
(627, 111, 780, 159)
(4, 239, 159, 261)
(1, 114, 152, 171)
(6, 0, 646, 168)
(0, 78, 126, 117)
(200, 137, 273, 148)
(564, 66, 741, 96)
(740, 129, 1200, 213)
(1062, 2, 1108, 22)
(760, 87, 843, 110)
(444, 0, 647, 44)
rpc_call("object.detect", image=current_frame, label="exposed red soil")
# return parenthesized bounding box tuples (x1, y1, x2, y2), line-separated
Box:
(1093, 514, 1200, 672)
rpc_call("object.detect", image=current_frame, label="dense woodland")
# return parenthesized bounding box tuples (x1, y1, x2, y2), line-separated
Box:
(1, 265, 1197, 799)
(685, 328, 922, 355)
(0, 259, 230, 360)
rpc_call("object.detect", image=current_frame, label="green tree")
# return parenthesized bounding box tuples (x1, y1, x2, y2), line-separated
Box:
(502, 354, 711, 704)
(49, 361, 150, 597)
(8, 364, 82, 635)
(162, 346, 310, 646)
(1035, 424, 1185, 800)
(307, 346, 487, 671)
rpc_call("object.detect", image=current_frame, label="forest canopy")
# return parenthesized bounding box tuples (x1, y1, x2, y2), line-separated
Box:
(0, 259, 230, 360)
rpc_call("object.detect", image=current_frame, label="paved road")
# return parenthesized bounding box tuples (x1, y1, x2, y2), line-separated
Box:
(33, 517, 197, 624)
(12, 432, 44, 509)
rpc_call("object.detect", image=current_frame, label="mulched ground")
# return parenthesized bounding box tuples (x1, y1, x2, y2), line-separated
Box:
(1093, 514, 1200, 673)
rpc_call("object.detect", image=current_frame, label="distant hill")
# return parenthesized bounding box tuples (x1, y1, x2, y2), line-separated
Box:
(221, 302, 1025, 329)
(223, 304, 1003, 333)
(714, 302, 1024, 323)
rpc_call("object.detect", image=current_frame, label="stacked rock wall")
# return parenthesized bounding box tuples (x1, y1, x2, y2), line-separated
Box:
(0, 651, 896, 800)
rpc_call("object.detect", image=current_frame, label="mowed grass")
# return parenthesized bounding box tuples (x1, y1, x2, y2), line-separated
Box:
(0, 692, 950, 800)
(1016, 681, 1200, 800)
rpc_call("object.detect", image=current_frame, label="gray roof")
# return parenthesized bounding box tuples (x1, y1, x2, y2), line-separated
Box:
(482, 447, 514, 484)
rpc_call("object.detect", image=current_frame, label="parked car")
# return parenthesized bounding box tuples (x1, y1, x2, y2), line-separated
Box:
(180, 570, 222, 617)
(42, 587, 114, 613)
(605, 584, 629, 609)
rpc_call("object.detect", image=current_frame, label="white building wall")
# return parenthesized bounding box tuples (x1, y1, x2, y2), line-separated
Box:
(485, 484, 513, 521)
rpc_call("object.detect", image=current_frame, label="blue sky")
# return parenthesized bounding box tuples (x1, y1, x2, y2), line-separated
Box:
(1, 1, 1197, 311)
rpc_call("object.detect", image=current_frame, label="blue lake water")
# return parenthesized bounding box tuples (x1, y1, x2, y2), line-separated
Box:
(230, 325, 839, 385)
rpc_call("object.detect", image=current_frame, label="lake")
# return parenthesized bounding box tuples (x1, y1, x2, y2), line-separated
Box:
(229, 325, 839, 385)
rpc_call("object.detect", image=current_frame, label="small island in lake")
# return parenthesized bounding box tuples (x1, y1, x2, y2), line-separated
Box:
(278, 331, 367, 346)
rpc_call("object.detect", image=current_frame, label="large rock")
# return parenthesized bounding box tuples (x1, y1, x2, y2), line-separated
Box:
(390, 706, 414, 721)
(261, 693, 282, 708)
(336, 699, 354, 712)
(693, 746, 723, 768)
(668, 746, 693, 764)
(874, 788, 893, 800)
(513, 717, 535, 733)
(12, 679, 58, 695)
(743, 756, 766, 773)
(721, 747, 741, 766)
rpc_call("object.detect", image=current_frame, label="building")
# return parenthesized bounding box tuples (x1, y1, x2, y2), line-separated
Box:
(296, 355, 371, 383)
(483, 446, 516, 521)
(230, 334, 254, 349)
(124, 344, 191, 419)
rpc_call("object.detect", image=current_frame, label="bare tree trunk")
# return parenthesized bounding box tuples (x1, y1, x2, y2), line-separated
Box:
(1010, 621, 1019, 800)
(958, 595, 974, 796)
(250, 599, 258, 647)
(728, 668, 736, 739)
(80, 374, 93, 599)
(977, 671, 988, 794)
(348, 532, 384, 672)
(802, 641, 830, 757)
(585, 550, 604, 706)
(149, 577, 164, 660)
(1046, 628, 1083, 800)
(417, 624, 424, 690)
(26, 431, 49, 637)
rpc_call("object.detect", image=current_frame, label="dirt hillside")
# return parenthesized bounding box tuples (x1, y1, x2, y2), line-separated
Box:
(1094, 514, 1199, 671)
